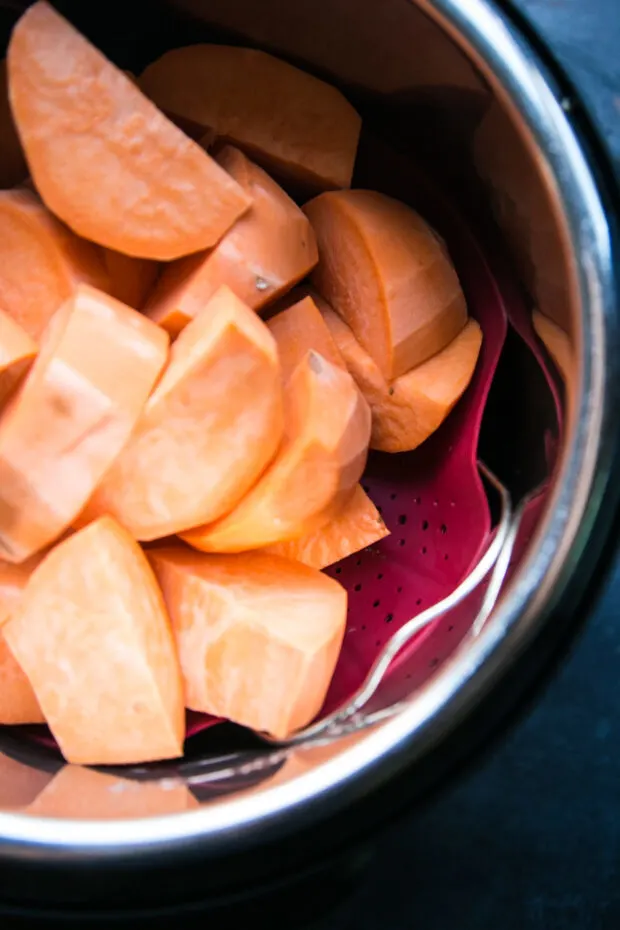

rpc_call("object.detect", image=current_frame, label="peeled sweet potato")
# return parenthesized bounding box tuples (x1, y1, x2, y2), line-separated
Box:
(4, 517, 185, 766)
(266, 483, 389, 569)
(182, 350, 371, 552)
(80, 286, 283, 541)
(8, 2, 251, 260)
(305, 190, 468, 380)
(146, 146, 318, 336)
(0, 308, 37, 406)
(322, 301, 482, 452)
(140, 44, 361, 191)
(0, 284, 168, 562)
(0, 188, 108, 339)
(150, 547, 347, 738)
(267, 294, 345, 383)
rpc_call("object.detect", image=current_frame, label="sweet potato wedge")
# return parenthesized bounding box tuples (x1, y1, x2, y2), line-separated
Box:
(140, 44, 361, 191)
(321, 299, 482, 452)
(265, 483, 389, 569)
(0, 188, 108, 339)
(145, 146, 318, 336)
(267, 294, 345, 383)
(0, 284, 168, 562)
(150, 547, 347, 738)
(182, 350, 370, 552)
(4, 517, 185, 766)
(81, 286, 283, 540)
(8, 3, 251, 260)
(0, 308, 37, 406)
(305, 190, 468, 379)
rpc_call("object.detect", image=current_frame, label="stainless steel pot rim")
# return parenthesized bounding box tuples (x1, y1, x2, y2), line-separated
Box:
(0, 0, 617, 858)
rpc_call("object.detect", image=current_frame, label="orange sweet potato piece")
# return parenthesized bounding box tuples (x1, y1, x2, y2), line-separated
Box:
(0, 284, 169, 562)
(8, 3, 251, 260)
(0, 549, 46, 724)
(0, 635, 44, 725)
(4, 517, 184, 766)
(145, 146, 318, 336)
(267, 294, 345, 383)
(149, 547, 347, 738)
(320, 299, 482, 452)
(0, 308, 37, 405)
(140, 44, 361, 191)
(0, 188, 108, 339)
(103, 249, 160, 311)
(81, 286, 283, 541)
(27, 766, 198, 819)
(305, 190, 468, 380)
(0, 59, 27, 188)
(182, 350, 370, 552)
(533, 310, 572, 386)
(265, 483, 389, 569)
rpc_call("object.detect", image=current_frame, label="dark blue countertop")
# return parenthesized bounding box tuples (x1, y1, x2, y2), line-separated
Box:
(321, 2, 620, 928)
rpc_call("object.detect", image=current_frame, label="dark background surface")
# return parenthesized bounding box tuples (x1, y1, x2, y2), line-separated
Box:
(318, 1, 620, 928)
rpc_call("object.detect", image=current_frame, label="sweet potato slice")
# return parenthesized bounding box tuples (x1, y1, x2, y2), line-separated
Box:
(0, 634, 44, 725)
(4, 517, 184, 766)
(322, 302, 482, 452)
(0, 189, 108, 339)
(0, 284, 169, 562)
(0, 547, 46, 724)
(0, 59, 27, 188)
(182, 350, 370, 552)
(145, 146, 318, 336)
(8, 3, 251, 260)
(265, 484, 389, 569)
(27, 766, 198, 819)
(267, 294, 345, 383)
(140, 44, 361, 191)
(0, 308, 37, 406)
(305, 190, 468, 380)
(150, 547, 347, 738)
(81, 286, 283, 541)
(103, 249, 159, 311)
(533, 310, 572, 386)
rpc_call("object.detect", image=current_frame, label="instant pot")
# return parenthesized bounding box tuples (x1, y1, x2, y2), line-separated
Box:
(0, 0, 619, 922)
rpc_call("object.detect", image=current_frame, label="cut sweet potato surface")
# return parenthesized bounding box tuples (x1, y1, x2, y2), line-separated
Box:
(0, 307, 37, 406)
(267, 294, 345, 384)
(321, 301, 482, 452)
(0, 188, 109, 339)
(146, 146, 317, 336)
(305, 190, 468, 380)
(3, 517, 185, 765)
(150, 546, 348, 738)
(8, 3, 251, 260)
(182, 350, 370, 552)
(81, 286, 283, 541)
(265, 483, 389, 569)
(103, 249, 160, 311)
(140, 44, 361, 191)
(0, 284, 168, 562)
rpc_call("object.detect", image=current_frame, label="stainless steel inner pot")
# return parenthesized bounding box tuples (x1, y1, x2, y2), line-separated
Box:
(0, 0, 618, 900)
